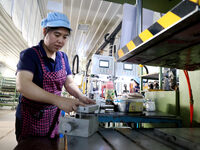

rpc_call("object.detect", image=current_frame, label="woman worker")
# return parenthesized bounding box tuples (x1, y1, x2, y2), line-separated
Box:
(15, 12, 95, 142)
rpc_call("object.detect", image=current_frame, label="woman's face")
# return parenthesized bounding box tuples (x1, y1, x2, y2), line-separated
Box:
(44, 28, 70, 52)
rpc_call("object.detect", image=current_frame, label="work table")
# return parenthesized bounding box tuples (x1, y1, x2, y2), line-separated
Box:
(97, 111, 182, 127)
(14, 128, 200, 150)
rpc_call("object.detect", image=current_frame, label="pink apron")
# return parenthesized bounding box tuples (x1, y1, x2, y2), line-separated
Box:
(19, 48, 66, 140)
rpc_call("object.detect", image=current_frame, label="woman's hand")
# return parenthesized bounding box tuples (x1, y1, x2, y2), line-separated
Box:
(78, 95, 96, 104)
(64, 75, 96, 105)
(56, 97, 85, 112)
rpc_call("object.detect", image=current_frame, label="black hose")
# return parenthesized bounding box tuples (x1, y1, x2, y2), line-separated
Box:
(104, 33, 110, 43)
(143, 65, 149, 83)
(85, 59, 92, 94)
(86, 59, 91, 77)
(143, 65, 149, 74)
(96, 21, 122, 54)
(72, 55, 79, 75)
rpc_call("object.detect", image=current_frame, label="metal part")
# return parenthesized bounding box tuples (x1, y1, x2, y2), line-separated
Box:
(98, 111, 182, 127)
(100, 104, 114, 109)
(136, 0, 143, 35)
(99, 104, 115, 113)
(59, 116, 99, 137)
(96, 22, 122, 55)
(117, 1, 200, 71)
(140, 66, 143, 92)
(60, 121, 76, 133)
(154, 128, 200, 150)
(76, 104, 99, 113)
(159, 67, 162, 89)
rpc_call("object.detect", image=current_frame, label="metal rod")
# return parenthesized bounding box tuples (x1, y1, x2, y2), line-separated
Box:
(159, 67, 162, 89)
(137, 0, 143, 93)
(64, 135, 68, 150)
(136, 0, 143, 35)
(140, 66, 143, 92)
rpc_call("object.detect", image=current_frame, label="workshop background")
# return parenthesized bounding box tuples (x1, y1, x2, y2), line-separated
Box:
(0, 0, 200, 150)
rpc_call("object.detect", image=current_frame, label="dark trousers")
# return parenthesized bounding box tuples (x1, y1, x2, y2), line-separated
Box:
(15, 117, 22, 142)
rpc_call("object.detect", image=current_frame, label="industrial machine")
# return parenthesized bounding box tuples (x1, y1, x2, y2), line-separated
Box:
(89, 54, 140, 98)
(115, 62, 140, 95)
(59, 104, 99, 137)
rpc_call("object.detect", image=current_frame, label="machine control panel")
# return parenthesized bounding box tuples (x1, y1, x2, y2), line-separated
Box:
(115, 62, 138, 77)
(91, 54, 114, 76)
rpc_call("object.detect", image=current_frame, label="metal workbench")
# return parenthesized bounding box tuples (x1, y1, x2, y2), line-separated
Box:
(14, 128, 200, 150)
(98, 111, 182, 127)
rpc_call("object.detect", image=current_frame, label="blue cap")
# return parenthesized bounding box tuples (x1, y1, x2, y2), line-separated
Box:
(41, 12, 72, 30)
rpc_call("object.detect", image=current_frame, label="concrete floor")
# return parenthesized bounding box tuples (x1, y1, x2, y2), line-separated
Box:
(0, 107, 17, 150)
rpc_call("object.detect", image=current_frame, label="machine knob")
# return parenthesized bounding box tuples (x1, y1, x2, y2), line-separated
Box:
(62, 122, 75, 133)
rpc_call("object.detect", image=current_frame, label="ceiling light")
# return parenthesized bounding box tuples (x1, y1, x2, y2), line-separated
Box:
(78, 24, 90, 31)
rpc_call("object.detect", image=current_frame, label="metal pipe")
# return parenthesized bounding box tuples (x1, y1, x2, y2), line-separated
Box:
(140, 66, 143, 92)
(64, 135, 68, 150)
(159, 67, 162, 89)
(72, 55, 79, 75)
(96, 21, 122, 54)
(136, 0, 143, 92)
(136, 0, 143, 35)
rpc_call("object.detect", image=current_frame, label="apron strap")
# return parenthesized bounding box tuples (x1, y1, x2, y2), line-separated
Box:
(32, 47, 47, 73)
(60, 52, 66, 71)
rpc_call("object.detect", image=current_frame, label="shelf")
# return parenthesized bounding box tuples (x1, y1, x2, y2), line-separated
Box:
(0, 102, 18, 107)
(117, 1, 200, 71)
(140, 73, 159, 80)
(0, 76, 18, 107)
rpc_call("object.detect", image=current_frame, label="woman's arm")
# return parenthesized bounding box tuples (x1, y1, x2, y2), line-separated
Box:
(16, 71, 84, 112)
(64, 75, 95, 104)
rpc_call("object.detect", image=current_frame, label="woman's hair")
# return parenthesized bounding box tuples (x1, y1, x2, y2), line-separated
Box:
(44, 27, 71, 36)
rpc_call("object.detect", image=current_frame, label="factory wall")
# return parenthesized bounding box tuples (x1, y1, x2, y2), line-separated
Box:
(145, 91, 178, 128)
(145, 91, 178, 115)
(145, 70, 200, 127)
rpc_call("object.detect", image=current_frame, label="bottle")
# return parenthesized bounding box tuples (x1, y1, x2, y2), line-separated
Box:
(105, 81, 115, 101)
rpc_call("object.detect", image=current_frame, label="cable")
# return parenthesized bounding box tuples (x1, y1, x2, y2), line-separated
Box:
(184, 70, 193, 127)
